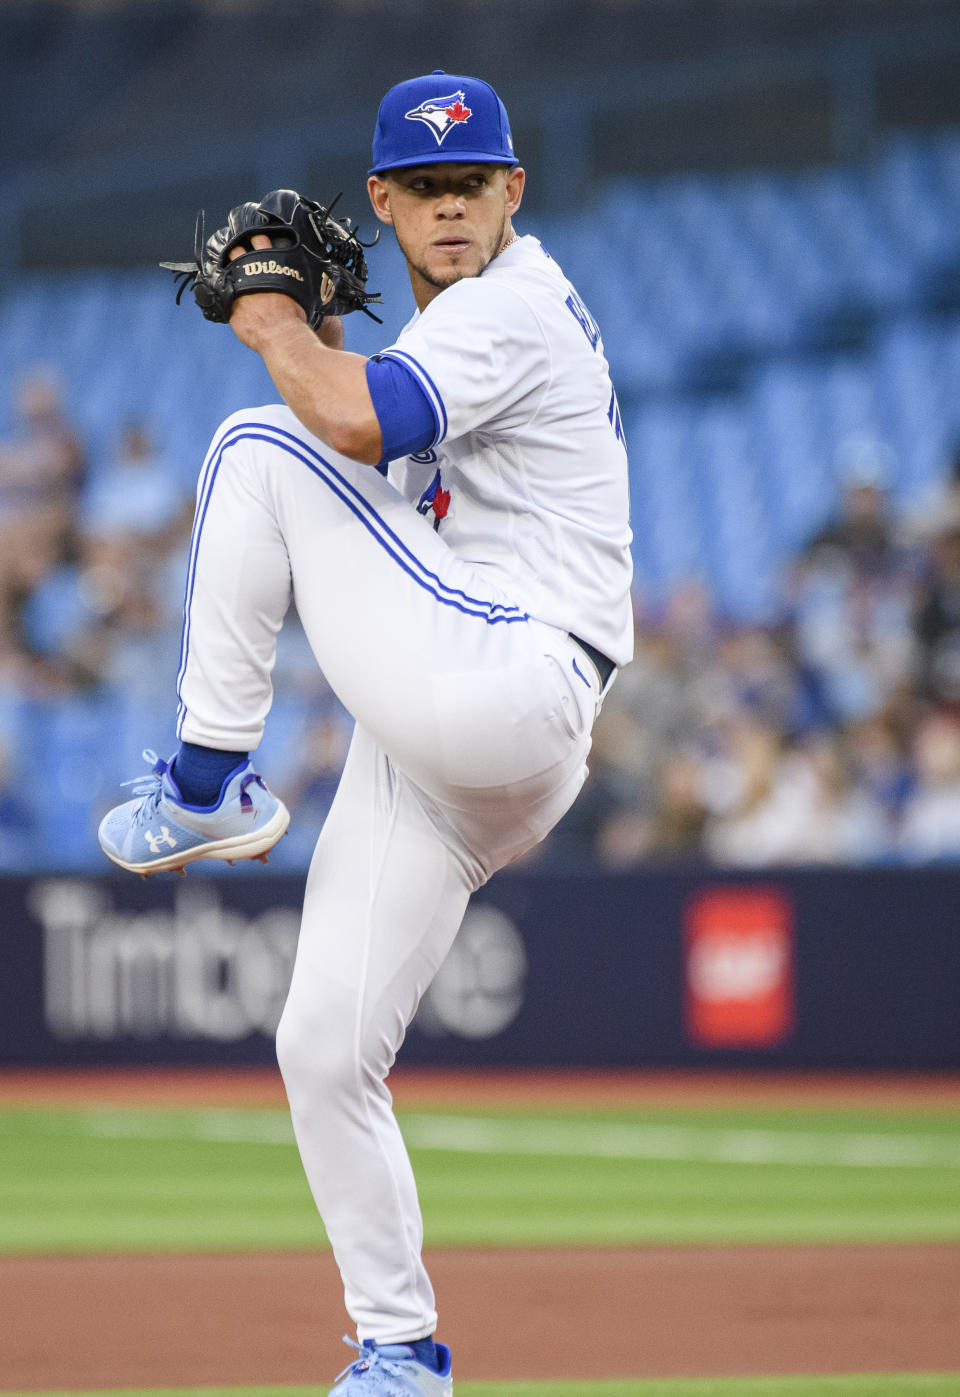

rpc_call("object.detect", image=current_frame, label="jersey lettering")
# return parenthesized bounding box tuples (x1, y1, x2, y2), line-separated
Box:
(565, 291, 601, 351)
(567, 290, 623, 444)
(607, 384, 626, 446)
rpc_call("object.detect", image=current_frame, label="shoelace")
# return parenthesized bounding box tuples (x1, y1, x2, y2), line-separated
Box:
(118, 749, 170, 825)
(334, 1336, 416, 1385)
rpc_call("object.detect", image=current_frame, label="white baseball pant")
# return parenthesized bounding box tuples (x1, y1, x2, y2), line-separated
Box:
(177, 405, 603, 1342)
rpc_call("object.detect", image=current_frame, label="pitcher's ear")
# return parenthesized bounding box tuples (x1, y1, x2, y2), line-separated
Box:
(505, 166, 525, 216)
(367, 176, 394, 225)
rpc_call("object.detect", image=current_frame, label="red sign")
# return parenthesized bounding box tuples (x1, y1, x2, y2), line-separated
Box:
(684, 887, 794, 1047)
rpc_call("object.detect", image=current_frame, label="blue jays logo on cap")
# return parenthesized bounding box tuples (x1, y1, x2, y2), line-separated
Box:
(370, 70, 517, 175)
(405, 90, 473, 147)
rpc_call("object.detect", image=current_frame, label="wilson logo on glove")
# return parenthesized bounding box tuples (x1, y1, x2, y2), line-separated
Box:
(242, 260, 305, 282)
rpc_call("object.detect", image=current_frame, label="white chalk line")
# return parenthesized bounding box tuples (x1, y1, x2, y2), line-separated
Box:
(54, 1108, 960, 1169)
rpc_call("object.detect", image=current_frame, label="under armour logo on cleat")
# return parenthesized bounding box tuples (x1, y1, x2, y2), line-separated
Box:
(145, 826, 178, 853)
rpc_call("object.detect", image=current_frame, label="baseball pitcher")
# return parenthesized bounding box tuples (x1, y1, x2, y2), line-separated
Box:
(100, 71, 633, 1395)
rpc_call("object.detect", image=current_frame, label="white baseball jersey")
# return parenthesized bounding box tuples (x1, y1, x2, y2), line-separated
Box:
(379, 235, 634, 669)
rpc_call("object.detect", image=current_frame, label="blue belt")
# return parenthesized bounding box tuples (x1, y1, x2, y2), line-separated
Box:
(569, 633, 615, 687)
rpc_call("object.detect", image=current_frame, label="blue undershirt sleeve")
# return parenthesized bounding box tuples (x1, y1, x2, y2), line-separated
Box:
(365, 355, 438, 470)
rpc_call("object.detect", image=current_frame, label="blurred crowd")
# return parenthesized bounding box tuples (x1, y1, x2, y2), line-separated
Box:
(0, 370, 190, 699)
(3, 366, 960, 870)
(556, 437, 960, 868)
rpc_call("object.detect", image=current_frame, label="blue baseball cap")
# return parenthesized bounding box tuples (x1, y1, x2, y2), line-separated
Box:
(370, 70, 518, 175)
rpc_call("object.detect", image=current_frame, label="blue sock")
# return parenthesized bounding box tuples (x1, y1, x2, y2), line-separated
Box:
(408, 1338, 438, 1370)
(172, 742, 248, 807)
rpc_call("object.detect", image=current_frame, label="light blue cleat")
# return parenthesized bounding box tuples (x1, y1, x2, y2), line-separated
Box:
(328, 1338, 453, 1396)
(98, 749, 290, 876)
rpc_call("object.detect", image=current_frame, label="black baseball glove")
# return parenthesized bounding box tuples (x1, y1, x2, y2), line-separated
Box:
(161, 189, 382, 328)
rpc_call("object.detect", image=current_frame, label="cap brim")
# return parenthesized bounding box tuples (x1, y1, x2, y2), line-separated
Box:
(369, 151, 520, 175)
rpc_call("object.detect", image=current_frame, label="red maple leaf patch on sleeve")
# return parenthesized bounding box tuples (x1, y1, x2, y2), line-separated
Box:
(432, 486, 451, 521)
(445, 101, 472, 123)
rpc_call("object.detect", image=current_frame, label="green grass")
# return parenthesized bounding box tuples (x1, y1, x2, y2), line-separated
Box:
(1, 1102, 959, 1254)
(17, 1377, 960, 1396)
